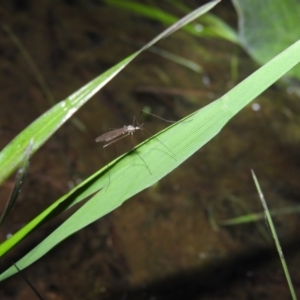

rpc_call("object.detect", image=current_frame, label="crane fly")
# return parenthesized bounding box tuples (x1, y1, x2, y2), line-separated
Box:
(96, 116, 151, 188)
(95, 117, 144, 147)
(95, 113, 176, 189)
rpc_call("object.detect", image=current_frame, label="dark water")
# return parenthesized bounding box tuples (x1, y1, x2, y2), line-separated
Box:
(0, 1, 300, 299)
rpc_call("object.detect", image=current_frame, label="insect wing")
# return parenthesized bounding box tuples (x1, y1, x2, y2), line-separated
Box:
(95, 127, 126, 142)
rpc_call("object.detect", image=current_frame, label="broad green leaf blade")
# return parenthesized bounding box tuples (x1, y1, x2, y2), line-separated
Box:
(0, 0, 220, 259)
(0, 0, 219, 186)
(1, 39, 300, 281)
(232, 0, 300, 79)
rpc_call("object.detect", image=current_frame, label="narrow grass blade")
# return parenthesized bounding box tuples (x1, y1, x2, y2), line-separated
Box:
(148, 46, 203, 73)
(106, 0, 238, 43)
(218, 205, 300, 226)
(1, 23, 55, 106)
(251, 170, 297, 300)
(122, 36, 202, 73)
(0, 139, 33, 226)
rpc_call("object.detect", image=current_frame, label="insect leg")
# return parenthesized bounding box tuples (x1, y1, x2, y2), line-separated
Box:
(102, 132, 131, 189)
(130, 132, 152, 175)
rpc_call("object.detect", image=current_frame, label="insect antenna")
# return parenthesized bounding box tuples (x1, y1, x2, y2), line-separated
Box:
(130, 117, 152, 175)
(138, 111, 177, 160)
(141, 110, 175, 123)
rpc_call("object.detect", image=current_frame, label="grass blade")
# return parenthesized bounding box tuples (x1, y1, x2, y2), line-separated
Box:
(251, 170, 297, 300)
(0, 139, 33, 226)
(106, 0, 238, 43)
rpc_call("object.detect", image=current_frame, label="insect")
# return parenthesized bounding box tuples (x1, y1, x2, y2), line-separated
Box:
(95, 116, 144, 147)
(95, 112, 176, 188)
(96, 116, 152, 187)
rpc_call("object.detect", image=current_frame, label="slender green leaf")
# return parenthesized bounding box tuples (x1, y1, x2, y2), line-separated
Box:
(106, 0, 239, 43)
(146, 45, 203, 73)
(0, 139, 33, 226)
(252, 171, 297, 300)
(219, 205, 300, 226)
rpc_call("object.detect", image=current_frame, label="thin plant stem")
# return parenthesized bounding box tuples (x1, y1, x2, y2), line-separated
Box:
(251, 170, 297, 300)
